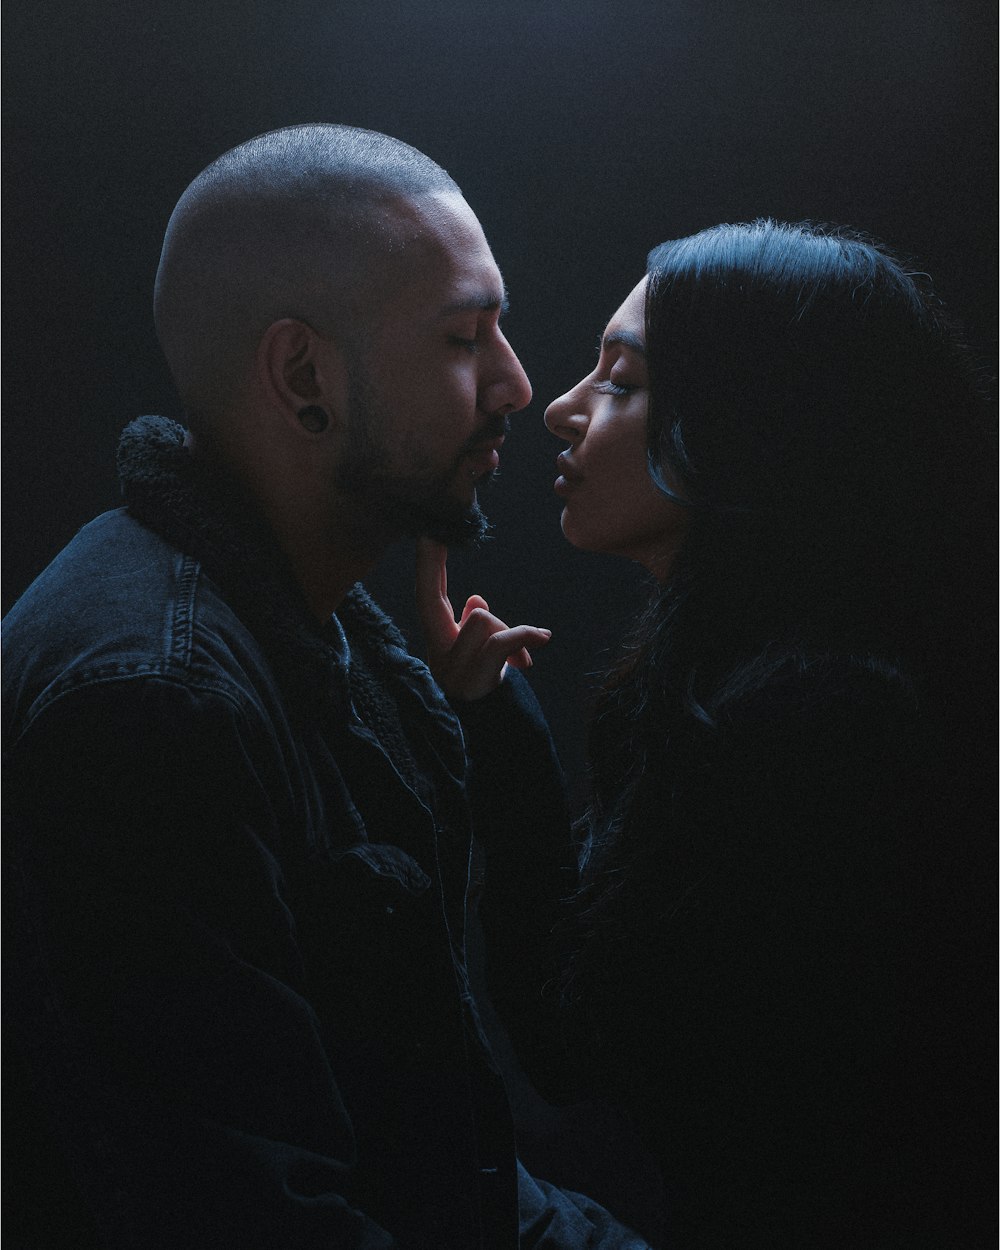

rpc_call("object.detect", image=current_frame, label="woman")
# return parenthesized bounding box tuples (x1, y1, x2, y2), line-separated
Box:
(419, 221, 994, 1246)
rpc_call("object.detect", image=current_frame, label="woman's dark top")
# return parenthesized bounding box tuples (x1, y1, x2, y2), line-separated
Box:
(491, 651, 994, 1248)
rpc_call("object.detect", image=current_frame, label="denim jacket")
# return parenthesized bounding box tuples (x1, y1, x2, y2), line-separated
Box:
(3, 417, 647, 1250)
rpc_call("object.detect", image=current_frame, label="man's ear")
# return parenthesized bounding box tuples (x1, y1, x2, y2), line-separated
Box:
(256, 319, 348, 434)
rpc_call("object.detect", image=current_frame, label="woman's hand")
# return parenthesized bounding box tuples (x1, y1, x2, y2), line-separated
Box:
(416, 538, 552, 701)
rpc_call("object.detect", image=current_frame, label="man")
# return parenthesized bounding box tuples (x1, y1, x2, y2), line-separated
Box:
(4, 125, 648, 1248)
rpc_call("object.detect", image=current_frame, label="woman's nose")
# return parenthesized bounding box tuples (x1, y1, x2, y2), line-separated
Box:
(544, 384, 589, 441)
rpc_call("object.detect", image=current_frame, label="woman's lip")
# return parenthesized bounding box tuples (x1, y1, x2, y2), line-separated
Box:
(555, 453, 581, 495)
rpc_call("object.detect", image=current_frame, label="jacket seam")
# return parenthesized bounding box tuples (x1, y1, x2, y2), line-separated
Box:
(11, 666, 261, 751)
(169, 554, 199, 669)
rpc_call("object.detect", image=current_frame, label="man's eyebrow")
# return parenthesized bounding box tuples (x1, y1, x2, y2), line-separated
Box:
(600, 329, 647, 356)
(438, 289, 510, 318)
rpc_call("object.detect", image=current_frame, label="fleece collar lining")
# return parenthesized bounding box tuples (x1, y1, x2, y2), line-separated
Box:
(116, 415, 408, 718)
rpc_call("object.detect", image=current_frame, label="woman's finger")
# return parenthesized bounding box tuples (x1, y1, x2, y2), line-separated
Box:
(460, 594, 490, 625)
(444, 606, 511, 665)
(415, 537, 458, 646)
(448, 612, 552, 667)
(480, 625, 552, 661)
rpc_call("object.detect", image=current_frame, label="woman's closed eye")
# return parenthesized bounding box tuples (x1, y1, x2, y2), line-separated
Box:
(592, 379, 638, 397)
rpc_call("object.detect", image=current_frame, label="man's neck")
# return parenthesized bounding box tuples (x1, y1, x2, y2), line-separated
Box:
(274, 516, 384, 622)
(185, 426, 388, 622)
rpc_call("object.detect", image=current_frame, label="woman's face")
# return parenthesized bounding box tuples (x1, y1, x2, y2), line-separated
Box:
(544, 277, 687, 580)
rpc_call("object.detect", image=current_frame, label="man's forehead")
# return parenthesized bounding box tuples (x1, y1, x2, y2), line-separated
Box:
(362, 190, 506, 320)
(388, 190, 496, 260)
(378, 189, 478, 252)
(381, 246, 506, 321)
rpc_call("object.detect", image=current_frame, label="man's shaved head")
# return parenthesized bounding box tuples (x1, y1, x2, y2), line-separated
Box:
(154, 124, 461, 423)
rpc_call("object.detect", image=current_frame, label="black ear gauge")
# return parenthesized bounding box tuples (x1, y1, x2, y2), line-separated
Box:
(297, 405, 329, 433)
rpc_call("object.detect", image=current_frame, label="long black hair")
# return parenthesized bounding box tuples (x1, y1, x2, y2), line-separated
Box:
(568, 221, 994, 1003)
(539, 222, 996, 1244)
(584, 220, 992, 822)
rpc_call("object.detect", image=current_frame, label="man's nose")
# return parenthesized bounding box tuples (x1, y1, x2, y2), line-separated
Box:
(482, 332, 532, 416)
(500, 337, 532, 413)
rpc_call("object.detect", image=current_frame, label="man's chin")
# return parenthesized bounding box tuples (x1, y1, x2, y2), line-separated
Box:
(433, 470, 501, 546)
(418, 501, 491, 548)
(365, 490, 490, 548)
(354, 470, 495, 549)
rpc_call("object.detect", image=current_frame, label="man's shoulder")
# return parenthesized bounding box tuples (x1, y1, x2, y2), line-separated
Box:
(3, 509, 270, 745)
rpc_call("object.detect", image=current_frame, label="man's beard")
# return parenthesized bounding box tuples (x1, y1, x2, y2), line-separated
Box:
(335, 364, 506, 548)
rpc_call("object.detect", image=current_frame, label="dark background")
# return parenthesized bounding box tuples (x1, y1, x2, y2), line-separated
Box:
(3, 1, 995, 1232)
(4, 0, 996, 798)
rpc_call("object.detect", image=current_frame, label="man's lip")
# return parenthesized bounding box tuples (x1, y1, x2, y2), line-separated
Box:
(466, 434, 505, 455)
(465, 436, 504, 472)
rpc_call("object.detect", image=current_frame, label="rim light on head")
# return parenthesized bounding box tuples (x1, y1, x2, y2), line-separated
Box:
(646, 448, 756, 515)
(646, 449, 693, 506)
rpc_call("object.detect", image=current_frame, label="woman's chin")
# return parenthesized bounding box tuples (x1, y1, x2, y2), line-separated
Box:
(560, 514, 602, 556)
(559, 512, 584, 548)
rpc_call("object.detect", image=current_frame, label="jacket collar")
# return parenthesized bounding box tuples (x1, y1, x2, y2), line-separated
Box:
(117, 415, 408, 717)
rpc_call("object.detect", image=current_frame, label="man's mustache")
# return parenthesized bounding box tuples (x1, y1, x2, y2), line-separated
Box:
(460, 414, 510, 455)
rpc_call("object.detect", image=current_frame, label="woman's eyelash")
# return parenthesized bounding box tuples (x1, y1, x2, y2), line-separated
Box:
(592, 379, 635, 396)
(450, 336, 479, 351)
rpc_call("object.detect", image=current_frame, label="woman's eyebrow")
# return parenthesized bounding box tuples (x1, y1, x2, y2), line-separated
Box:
(601, 328, 647, 356)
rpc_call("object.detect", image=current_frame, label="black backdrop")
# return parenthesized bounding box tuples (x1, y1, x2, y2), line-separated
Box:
(3, 2, 995, 1229)
(4, 0, 996, 802)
